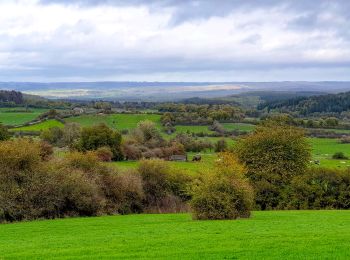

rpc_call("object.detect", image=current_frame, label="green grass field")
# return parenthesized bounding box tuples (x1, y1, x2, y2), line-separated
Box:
(310, 138, 350, 168)
(1, 210, 350, 259)
(222, 122, 255, 132)
(11, 119, 64, 132)
(66, 114, 162, 131)
(112, 152, 217, 174)
(0, 107, 47, 126)
(113, 138, 350, 172)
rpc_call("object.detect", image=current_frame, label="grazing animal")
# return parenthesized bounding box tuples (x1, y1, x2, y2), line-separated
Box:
(192, 155, 202, 162)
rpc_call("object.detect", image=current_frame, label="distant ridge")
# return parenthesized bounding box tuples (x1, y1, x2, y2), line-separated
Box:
(0, 81, 349, 101)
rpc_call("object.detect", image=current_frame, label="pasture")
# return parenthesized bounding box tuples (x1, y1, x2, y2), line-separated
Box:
(65, 113, 162, 131)
(1, 211, 350, 259)
(11, 119, 64, 132)
(112, 152, 217, 174)
(113, 138, 350, 171)
(310, 138, 350, 168)
(222, 122, 255, 132)
(0, 107, 47, 126)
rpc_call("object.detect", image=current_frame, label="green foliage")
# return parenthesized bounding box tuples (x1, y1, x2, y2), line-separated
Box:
(40, 123, 81, 147)
(138, 159, 192, 213)
(40, 126, 64, 145)
(259, 91, 350, 117)
(190, 153, 253, 220)
(172, 133, 213, 152)
(235, 123, 311, 209)
(332, 152, 348, 160)
(158, 103, 244, 125)
(214, 138, 227, 152)
(0, 124, 10, 141)
(289, 168, 350, 209)
(95, 146, 113, 162)
(78, 123, 123, 160)
(0, 140, 144, 222)
(132, 120, 163, 145)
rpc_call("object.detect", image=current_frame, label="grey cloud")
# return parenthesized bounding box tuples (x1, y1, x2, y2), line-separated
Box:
(0, 0, 349, 81)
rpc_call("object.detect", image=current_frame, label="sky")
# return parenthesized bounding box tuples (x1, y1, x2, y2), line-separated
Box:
(0, 0, 349, 82)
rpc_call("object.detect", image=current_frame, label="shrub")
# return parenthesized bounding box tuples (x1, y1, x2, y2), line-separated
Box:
(62, 123, 81, 147)
(39, 141, 54, 161)
(64, 151, 100, 173)
(289, 168, 350, 209)
(78, 123, 123, 160)
(214, 139, 228, 152)
(190, 152, 253, 220)
(40, 127, 64, 146)
(332, 152, 348, 160)
(190, 172, 253, 220)
(99, 170, 144, 214)
(0, 124, 10, 141)
(138, 159, 191, 213)
(0, 138, 41, 172)
(95, 146, 113, 162)
(0, 141, 145, 222)
(235, 123, 311, 209)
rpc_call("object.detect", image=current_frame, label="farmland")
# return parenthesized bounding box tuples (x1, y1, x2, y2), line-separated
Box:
(5, 109, 350, 170)
(12, 119, 64, 132)
(1, 211, 350, 259)
(310, 138, 350, 168)
(0, 107, 47, 126)
(65, 113, 162, 131)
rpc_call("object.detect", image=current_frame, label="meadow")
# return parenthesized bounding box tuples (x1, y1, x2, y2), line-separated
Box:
(11, 119, 64, 132)
(0, 107, 48, 126)
(1, 211, 350, 259)
(310, 138, 350, 168)
(65, 113, 162, 131)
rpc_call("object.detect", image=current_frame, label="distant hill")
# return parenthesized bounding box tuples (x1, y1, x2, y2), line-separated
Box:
(258, 91, 350, 115)
(0, 81, 349, 101)
(180, 91, 325, 108)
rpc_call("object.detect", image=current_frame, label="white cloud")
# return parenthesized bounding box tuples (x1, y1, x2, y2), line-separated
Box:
(0, 0, 349, 81)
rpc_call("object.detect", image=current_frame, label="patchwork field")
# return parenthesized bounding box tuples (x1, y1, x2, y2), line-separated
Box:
(1, 211, 350, 259)
(0, 107, 48, 126)
(4, 110, 350, 169)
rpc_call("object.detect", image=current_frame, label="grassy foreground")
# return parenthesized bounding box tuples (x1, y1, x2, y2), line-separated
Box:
(1, 211, 350, 259)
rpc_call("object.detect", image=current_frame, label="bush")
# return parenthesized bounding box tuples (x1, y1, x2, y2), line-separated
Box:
(0, 141, 144, 222)
(40, 127, 64, 146)
(288, 168, 350, 209)
(95, 146, 113, 162)
(138, 159, 191, 213)
(190, 153, 254, 220)
(332, 152, 348, 160)
(214, 139, 228, 152)
(78, 123, 123, 160)
(99, 170, 144, 214)
(0, 124, 10, 141)
(39, 141, 54, 161)
(235, 123, 311, 210)
(190, 172, 253, 220)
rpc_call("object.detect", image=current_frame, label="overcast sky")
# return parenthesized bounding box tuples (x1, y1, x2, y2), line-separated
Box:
(0, 0, 349, 82)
